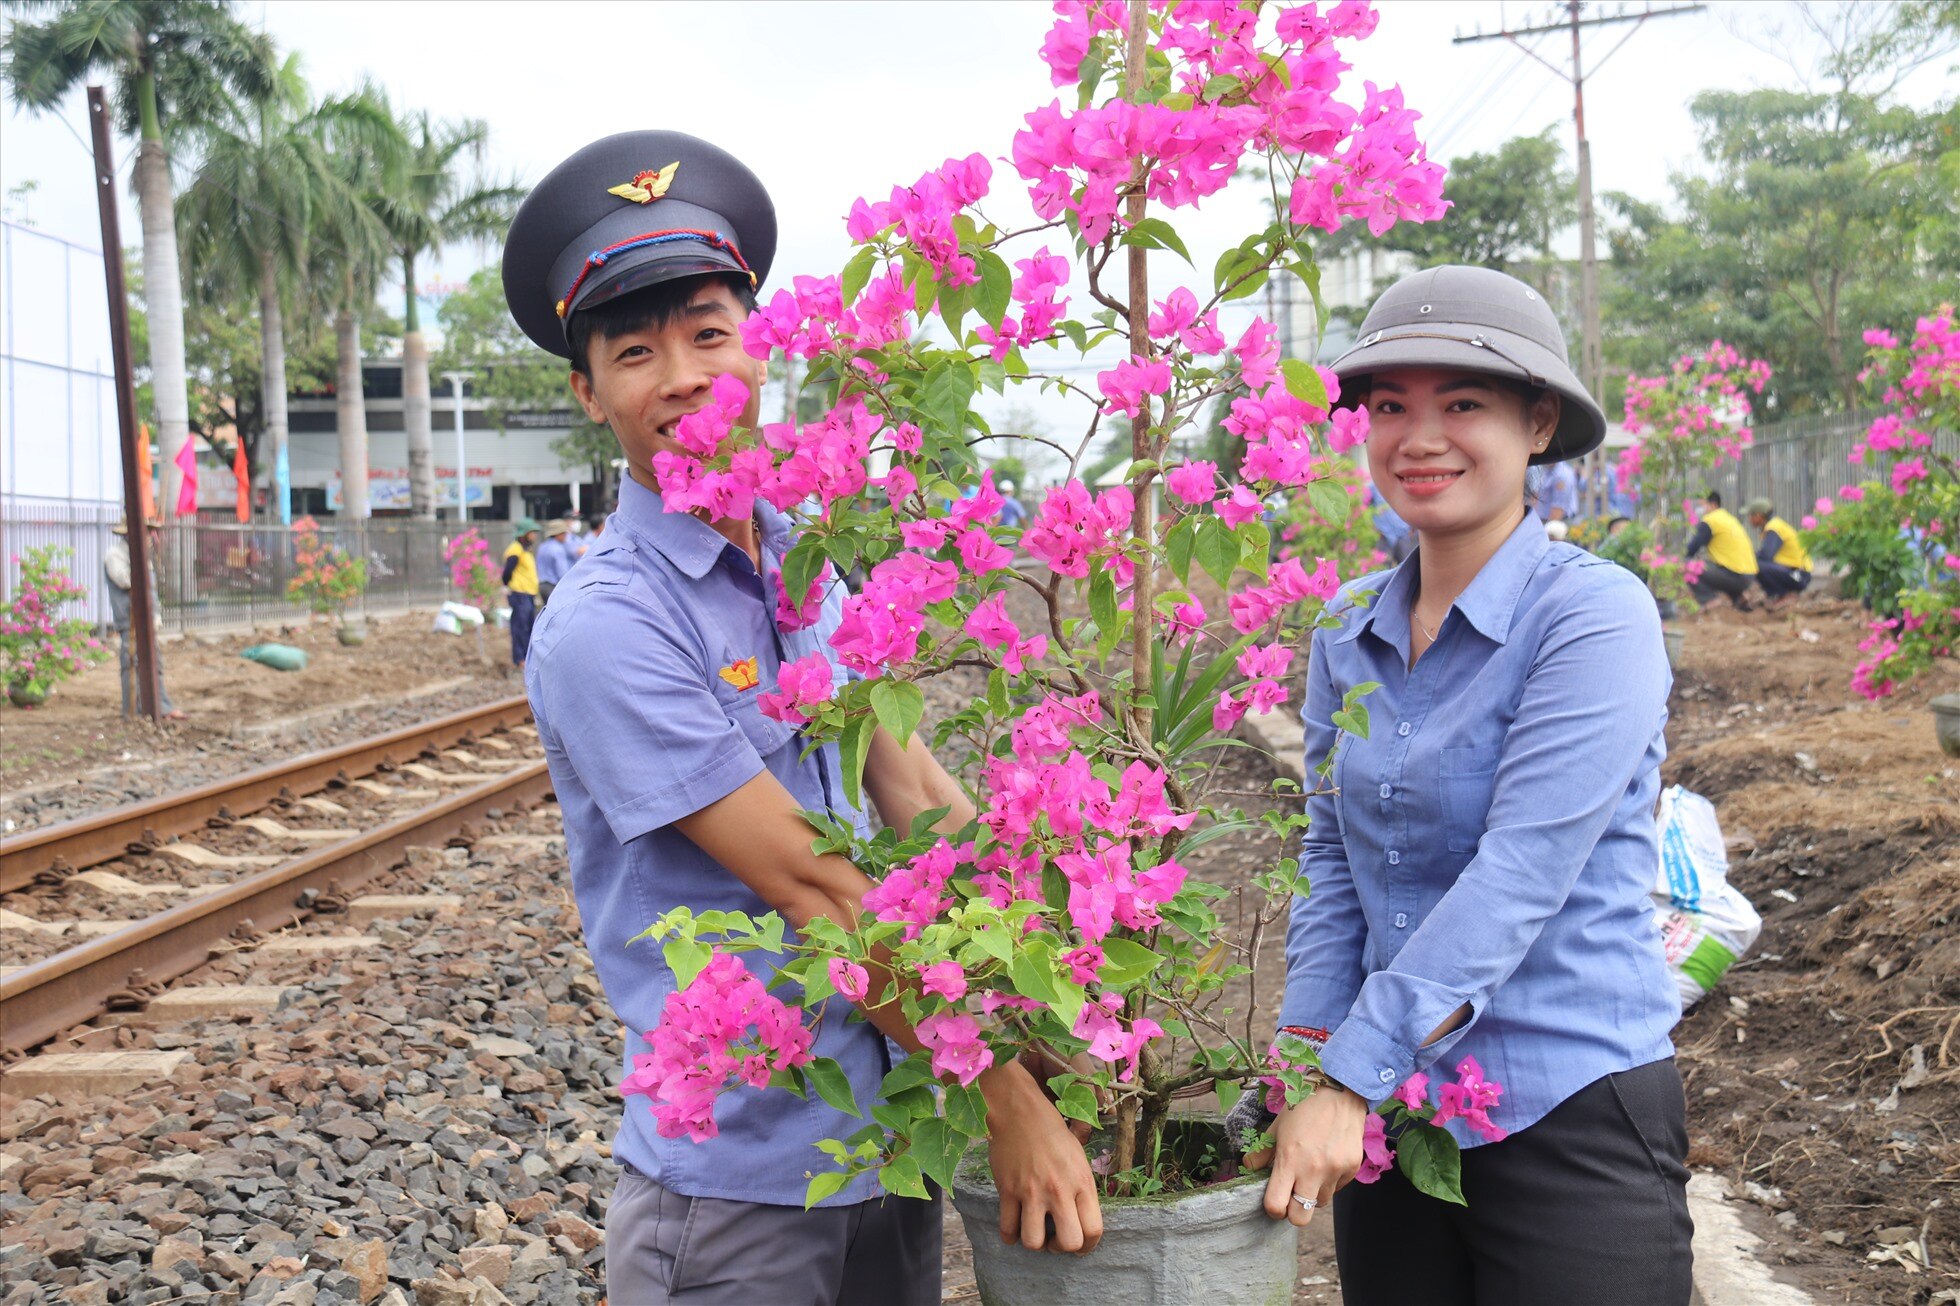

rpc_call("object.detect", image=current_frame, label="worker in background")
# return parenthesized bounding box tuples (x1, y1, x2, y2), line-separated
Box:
(578, 513, 606, 559)
(536, 518, 575, 605)
(1684, 490, 1758, 611)
(105, 518, 185, 720)
(1745, 498, 1813, 607)
(503, 517, 542, 670)
(997, 479, 1028, 529)
(1533, 458, 1580, 524)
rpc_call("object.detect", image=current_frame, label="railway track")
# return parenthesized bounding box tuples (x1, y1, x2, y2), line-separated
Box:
(0, 695, 553, 1059)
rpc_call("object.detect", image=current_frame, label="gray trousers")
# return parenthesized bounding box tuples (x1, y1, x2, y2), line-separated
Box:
(117, 628, 175, 717)
(1333, 1058, 1693, 1305)
(605, 1165, 942, 1306)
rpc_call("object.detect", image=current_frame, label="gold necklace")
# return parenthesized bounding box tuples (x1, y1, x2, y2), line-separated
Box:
(1415, 609, 1440, 642)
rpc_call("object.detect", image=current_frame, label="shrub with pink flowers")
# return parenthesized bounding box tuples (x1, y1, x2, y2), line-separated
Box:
(0, 547, 111, 698)
(1271, 458, 1389, 582)
(284, 515, 368, 627)
(1822, 310, 1960, 700)
(621, 1, 1496, 1210)
(441, 527, 501, 612)
(1614, 342, 1772, 612)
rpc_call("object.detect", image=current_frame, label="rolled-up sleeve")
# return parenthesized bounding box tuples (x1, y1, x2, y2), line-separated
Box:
(1316, 569, 1669, 1103)
(1277, 628, 1368, 1043)
(534, 584, 766, 844)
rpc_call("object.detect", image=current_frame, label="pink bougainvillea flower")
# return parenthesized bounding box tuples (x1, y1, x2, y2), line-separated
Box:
(1165, 460, 1220, 505)
(1392, 1070, 1430, 1113)
(917, 961, 968, 1003)
(757, 653, 836, 726)
(1431, 1055, 1508, 1142)
(1097, 355, 1173, 418)
(1060, 943, 1105, 985)
(919, 1011, 994, 1086)
(1235, 318, 1280, 391)
(1356, 1112, 1395, 1183)
(1216, 485, 1265, 527)
(861, 840, 963, 940)
(828, 958, 870, 1004)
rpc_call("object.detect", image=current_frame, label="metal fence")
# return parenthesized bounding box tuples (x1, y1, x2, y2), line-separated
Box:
(1704, 408, 1959, 516)
(2, 498, 487, 635)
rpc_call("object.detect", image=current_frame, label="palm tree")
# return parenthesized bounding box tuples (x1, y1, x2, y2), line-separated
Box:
(177, 55, 398, 525)
(4, 0, 277, 523)
(307, 81, 405, 522)
(373, 107, 522, 518)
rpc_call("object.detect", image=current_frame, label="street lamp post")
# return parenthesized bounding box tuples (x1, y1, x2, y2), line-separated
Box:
(441, 371, 471, 521)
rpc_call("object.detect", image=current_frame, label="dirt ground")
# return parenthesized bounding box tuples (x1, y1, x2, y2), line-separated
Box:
(1, 612, 516, 817)
(1664, 595, 1960, 1304)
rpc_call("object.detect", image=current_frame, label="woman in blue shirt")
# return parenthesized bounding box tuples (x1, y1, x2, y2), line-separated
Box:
(1257, 267, 1691, 1304)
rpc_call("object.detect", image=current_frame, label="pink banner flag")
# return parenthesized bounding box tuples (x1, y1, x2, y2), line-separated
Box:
(174, 439, 199, 518)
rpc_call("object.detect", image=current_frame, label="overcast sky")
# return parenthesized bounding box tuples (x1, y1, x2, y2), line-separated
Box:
(3, 1, 1949, 471)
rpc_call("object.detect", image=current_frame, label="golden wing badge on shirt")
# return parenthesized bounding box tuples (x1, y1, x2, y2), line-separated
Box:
(608, 162, 680, 205)
(718, 657, 760, 692)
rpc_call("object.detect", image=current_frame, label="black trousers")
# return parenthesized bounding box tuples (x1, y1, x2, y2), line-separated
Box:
(1689, 563, 1754, 608)
(1757, 562, 1810, 598)
(1334, 1058, 1693, 1306)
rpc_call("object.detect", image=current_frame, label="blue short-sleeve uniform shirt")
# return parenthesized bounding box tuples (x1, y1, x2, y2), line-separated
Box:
(525, 475, 886, 1206)
(1281, 513, 1679, 1147)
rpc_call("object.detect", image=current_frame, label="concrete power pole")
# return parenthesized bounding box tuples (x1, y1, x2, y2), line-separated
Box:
(1454, 1, 1704, 404)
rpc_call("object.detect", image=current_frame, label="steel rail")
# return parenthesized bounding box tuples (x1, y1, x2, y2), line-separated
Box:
(0, 694, 532, 895)
(0, 759, 552, 1057)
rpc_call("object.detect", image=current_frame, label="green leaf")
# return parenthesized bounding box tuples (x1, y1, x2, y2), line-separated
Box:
(1195, 516, 1239, 589)
(1060, 319, 1091, 354)
(870, 679, 926, 747)
(662, 938, 712, 989)
(839, 713, 876, 809)
(804, 1170, 854, 1209)
(966, 925, 1013, 965)
(879, 1054, 939, 1100)
(840, 245, 879, 308)
(975, 250, 1013, 328)
(1222, 268, 1268, 302)
(1055, 1080, 1102, 1127)
(918, 363, 977, 437)
(987, 668, 1010, 716)
(944, 1081, 989, 1138)
(1239, 520, 1270, 578)
(907, 1115, 967, 1192)
(1096, 937, 1164, 986)
(1009, 946, 1061, 1006)
(1166, 516, 1195, 582)
(880, 1152, 930, 1199)
(1280, 357, 1329, 409)
(783, 539, 826, 609)
(1121, 216, 1194, 266)
(1394, 1123, 1467, 1206)
(803, 1057, 862, 1119)
(1308, 478, 1350, 526)
(1089, 567, 1118, 639)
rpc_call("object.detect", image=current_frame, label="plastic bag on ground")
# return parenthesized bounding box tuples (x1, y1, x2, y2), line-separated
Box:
(241, 643, 308, 672)
(434, 601, 484, 635)
(1651, 785, 1762, 1009)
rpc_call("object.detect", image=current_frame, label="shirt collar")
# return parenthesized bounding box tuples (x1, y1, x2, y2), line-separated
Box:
(1337, 511, 1548, 650)
(614, 474, 790, 580)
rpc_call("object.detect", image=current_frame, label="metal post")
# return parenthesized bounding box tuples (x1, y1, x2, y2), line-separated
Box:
(89, 86, 159, 723)
(443, 371, 471, 522)
(1569, 2, 1603, 405)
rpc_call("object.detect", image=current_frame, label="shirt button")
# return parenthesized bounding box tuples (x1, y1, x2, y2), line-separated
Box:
(1378, 1069, 1395, 1084)
(1394, 912, 1410, 928)
(1387, 850, 1401, 866)
(1379, 783, 1392, 799)
(1397, 722, 1412, 737)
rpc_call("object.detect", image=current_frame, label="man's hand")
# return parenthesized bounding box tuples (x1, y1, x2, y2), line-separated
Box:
(1248, 1082, 1368, 1228)
(979, 1059, 1104, 1254)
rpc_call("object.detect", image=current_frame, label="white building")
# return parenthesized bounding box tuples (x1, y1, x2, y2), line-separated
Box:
(1, 218, 120, 510)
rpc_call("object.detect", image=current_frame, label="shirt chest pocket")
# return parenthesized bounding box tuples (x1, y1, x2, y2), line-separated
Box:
(719, 692, 797, 763)
(1439, 744, 1501, 854)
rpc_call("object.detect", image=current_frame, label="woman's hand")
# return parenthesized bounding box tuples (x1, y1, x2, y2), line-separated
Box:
(1249, 1082, 1370, 1227)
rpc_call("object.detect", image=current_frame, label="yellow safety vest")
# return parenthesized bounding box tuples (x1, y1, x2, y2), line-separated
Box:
(1762, 517, 1812, 572)
(1703, 509, 1758, 576)
(503, 541, 540, 595)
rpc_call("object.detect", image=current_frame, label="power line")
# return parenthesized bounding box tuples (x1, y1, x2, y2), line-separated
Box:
(1455, 1, 1706, 405)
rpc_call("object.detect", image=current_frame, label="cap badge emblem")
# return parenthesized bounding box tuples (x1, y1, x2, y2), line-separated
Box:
(608, 162, 680, 205)
(718, 656, 760, 692)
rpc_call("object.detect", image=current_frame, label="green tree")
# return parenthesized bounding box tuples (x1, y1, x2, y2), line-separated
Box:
(433, 268, 616, 509)
(4, 0, 276, 521)
(178, 54, 397, 521)
(370, 105, 523, 519)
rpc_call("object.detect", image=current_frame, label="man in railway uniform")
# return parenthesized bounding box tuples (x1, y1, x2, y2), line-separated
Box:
(502, 130, 1099, 1305)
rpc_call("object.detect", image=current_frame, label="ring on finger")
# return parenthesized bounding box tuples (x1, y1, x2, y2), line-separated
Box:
(1293, 1194, 1318, 1211)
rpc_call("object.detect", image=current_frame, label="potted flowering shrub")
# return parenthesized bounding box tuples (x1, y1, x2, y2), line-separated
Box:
(618, 4, 1505, 1301)
(441, 527, 500, 660)
(285, 515, 370, 645)
(1614, 341, 1771, 653)
(0, 546, 112, 707)
(1826, 310, 1960, 738)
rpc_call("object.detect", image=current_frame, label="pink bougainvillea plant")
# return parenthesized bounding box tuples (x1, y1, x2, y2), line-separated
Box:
(0, 547, 110, 698)
(624, 0, 1496, 1208)
(1826, 309, 1960, 699)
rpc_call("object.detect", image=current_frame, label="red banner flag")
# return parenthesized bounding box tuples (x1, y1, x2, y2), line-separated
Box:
(174, 438, 199, 518)
(136, 423, 156, 522)
(232, 438, 251, 523)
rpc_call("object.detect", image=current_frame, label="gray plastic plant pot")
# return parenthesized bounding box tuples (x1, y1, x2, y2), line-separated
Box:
(949, 1128, 1295, 1306)
(1932, 693, 1960, 758)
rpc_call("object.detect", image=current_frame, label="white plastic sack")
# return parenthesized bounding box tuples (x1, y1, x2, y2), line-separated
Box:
(1650, 785, 1762, 1008)
(432, 611, 461, 635)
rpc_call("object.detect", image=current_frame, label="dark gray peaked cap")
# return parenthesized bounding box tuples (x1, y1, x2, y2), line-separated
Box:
(1329, 265, 1607, 464)
(502, 130, 777, 359)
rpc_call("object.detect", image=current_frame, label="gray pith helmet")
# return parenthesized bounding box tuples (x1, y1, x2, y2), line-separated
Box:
(1329, 265, 1608, 464)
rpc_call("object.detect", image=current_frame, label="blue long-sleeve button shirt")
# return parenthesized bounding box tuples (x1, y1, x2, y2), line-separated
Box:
(535, 535, 575, 587)
(1281, 512, 1679, 1147)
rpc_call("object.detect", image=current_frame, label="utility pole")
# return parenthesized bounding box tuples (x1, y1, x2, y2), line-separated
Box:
(89, 86, 160, 723)
(442, 372, 471, 522)
(1455, 1, 1703, 404)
